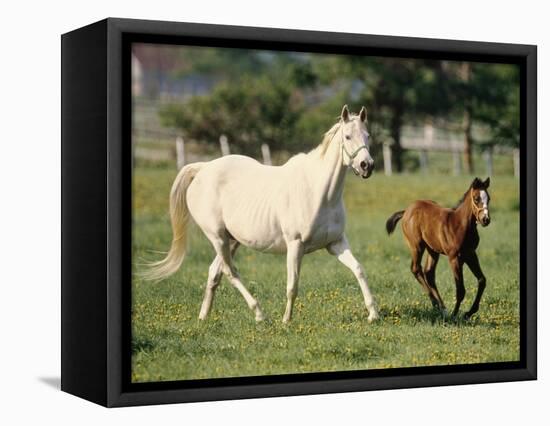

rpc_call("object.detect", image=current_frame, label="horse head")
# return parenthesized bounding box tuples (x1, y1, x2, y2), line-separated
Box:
(339, 105, 374, 179)
(470, 177, 491, 227)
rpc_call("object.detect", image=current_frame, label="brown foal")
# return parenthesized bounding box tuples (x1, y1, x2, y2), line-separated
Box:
(386, 177, 492, 319)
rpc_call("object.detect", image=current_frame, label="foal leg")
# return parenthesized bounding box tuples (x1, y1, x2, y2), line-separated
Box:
(449, 256, 465, 318)
(463, 252, 486, 319)
(282, 239, 304, 323)
(408, 245, 435, 306)
(198, 240, 239, 320)
(327, 236, 379, 322)
(210, 234, 265, 322)
(424, 251, 447, 313)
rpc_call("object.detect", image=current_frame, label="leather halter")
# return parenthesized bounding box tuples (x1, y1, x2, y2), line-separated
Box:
(340, 124, 368, 167)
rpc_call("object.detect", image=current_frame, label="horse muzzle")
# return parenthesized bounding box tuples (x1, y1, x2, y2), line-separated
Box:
(360, 160, 374, 179)
(480, 216, 491, 227)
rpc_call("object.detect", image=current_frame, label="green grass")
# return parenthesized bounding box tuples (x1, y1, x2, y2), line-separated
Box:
(132, 165, 520, 383)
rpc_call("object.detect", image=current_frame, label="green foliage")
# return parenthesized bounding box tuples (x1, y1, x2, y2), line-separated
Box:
(159, 76, 303, 155)
(172, 46, 267, 80)
(470, 64, 520, 147)
(155, 47, 520, 163)
(132, 165, 520, 382)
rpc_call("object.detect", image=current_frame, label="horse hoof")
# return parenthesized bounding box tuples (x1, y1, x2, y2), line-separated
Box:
(367, 312, 380, 323)
(255, 312, 265, 322)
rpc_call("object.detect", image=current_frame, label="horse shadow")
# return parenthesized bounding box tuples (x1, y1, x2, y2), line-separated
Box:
(379, 304, 480, 326)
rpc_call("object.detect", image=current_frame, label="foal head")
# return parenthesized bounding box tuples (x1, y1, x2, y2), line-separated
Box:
(469, 177, 491, 227)
(339, 105, 374, 179)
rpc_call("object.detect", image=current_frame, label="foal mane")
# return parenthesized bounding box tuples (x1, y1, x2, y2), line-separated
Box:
(453, 186, 473, 210)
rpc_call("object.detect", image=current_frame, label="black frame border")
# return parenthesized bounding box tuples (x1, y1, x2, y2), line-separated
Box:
(65, 17, 537, 407)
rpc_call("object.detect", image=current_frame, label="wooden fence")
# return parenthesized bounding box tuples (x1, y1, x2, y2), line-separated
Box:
(380, 122, 519, 177)
(133, 123, 519, 176)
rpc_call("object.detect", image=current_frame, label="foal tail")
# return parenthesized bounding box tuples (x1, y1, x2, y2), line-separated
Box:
(141, 162, 204, 281)
(386, 210, 405, 235)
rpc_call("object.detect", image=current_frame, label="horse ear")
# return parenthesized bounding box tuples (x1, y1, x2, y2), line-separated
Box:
(471, 177, 482, 189)
(341, 105, 350, 122)
(483, 177, 491, 188)
(359, 106, 368, 122)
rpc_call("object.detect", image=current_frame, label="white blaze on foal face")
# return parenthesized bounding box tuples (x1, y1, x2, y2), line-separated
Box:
(480, 190, 489, 216)
(472, 186, 491, 226)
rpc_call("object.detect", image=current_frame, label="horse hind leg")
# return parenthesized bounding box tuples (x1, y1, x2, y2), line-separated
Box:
(423, 250, 447, 313)
(407, 243, 438, 309)
(198, 240, 239, 320)
(283, 239, 304, 323)
(208, 232, 265, 322)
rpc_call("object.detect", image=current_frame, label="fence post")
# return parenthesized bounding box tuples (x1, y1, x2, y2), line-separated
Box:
(261, 143, 272, 166)
(176, 136, 185, 170)
(383, 143, 392, 176)
(513, 148, 520, 178)
(219, 134, 230, 156)
(484, 147, 493, 177)
(424, 121, 434, 146)
(419, 150, 428, 173)
(452, 149, 462, 176)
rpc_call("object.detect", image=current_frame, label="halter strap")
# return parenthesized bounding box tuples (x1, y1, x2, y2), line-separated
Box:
(342, 143, 368, 161)
(341, 121, 368, 175)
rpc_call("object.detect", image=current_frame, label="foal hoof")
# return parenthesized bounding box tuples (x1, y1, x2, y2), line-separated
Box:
(255, 312, 266, 322)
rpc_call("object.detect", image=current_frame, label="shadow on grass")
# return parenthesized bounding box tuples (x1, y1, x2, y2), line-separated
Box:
(132, 336, 156, 354)
(379, 304, 481, 327)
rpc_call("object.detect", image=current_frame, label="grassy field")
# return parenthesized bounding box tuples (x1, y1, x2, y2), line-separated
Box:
(131, 163, 520, 383)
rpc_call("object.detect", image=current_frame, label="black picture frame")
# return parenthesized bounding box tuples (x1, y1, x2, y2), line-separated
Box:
(61, 17, 537, 407)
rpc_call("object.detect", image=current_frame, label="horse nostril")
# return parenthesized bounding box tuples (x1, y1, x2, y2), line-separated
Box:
(360, 161, 367, 170)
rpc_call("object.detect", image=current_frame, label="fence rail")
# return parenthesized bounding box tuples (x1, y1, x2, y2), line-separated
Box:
(133, 123, 519, 177)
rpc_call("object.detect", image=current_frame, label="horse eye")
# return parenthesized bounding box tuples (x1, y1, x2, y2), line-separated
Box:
(475, 196, 480, 203)
(345, 135, 351, 140)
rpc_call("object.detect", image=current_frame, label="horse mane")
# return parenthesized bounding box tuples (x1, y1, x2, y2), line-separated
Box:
(312, 115, 362, 158)
(289, 114, 359, 163)
(453, 186, 473, 210)
(315, 121, 342, 157)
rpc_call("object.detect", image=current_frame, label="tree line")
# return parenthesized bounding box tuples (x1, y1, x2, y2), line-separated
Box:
(157, 47, 519, 173)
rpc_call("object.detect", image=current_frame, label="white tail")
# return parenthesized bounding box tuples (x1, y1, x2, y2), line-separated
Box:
(141, 162, 204, 281)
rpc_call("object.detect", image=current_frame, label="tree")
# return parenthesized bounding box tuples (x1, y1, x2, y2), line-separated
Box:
(444, 61, 520, 173)
(159, 75, 303, 155)
(470, 63, 520, 148)
(331, 56, 452, 172)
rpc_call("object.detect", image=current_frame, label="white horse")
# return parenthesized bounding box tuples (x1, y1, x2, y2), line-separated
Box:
(144, 105, 379, 323)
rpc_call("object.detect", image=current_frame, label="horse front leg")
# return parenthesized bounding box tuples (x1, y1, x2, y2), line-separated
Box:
(463, 251, 486, 319)
(449, 256, 465, 318)
(283, 239, 304, 323)
(327, 236, 379, 322)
